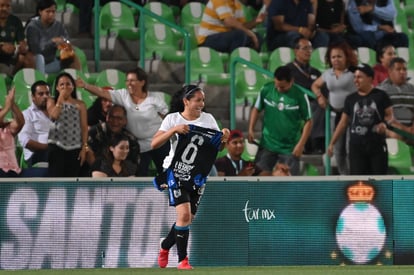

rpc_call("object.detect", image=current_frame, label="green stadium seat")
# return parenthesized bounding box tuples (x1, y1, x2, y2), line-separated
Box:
(99, 1, 139, 39)
(310, 47, 328, 71)
(143, 2, 176, 27)
(230, 47, 263, 68)
(72, 46, 97, 82)
(235, 69, 269, 104)
(190, 47, 230, 85)
(387, 138, 414, 175)
(144, 23, 186, 62)
(95, 69, 126, 90)
(12, 68, 46, 110)
(180, 2, 205, 28)
(268, 47, 295, 72)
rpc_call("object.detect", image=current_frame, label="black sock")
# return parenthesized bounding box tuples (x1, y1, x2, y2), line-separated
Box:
(175, 225, 190, 262)
(161, 223, 176, 250)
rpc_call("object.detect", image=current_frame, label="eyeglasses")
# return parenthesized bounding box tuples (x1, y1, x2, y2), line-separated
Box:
(298, 46, 313, 51)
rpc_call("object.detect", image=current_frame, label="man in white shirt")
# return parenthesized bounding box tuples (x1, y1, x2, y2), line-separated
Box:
(18, 80, 51, 167)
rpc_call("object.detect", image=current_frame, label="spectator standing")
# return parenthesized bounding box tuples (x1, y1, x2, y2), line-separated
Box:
(286, 37, 323, 153)
(91, 133, 137, 177)
(0, 88, 25, 177)
(248, 65, 313, 175)
(0, 0, 34, 76)
(47, 72, 88, 177)
(197, 0, 265, 53)
(215, 129, 264, 176)
(25, 0, 80, 74)
(152, 84, 230, 270)
(18, 80, 51, 168)
(87, 105, 140, 175)
(327, 63, 409, 175)
(311, 41, 358, 175)
(266, 0, 329, 51)
(77, 67, 170, 176)
(377, 57, 414, 129)
(373, 43, 396, 86)
(346, 0, 408, 49)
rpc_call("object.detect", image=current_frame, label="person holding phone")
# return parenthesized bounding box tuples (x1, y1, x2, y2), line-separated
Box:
(214, 129, 264, 176)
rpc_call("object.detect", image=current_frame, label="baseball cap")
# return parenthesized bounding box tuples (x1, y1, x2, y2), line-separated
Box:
(350, 63, 374, 78)
(228, 129, 244, 142)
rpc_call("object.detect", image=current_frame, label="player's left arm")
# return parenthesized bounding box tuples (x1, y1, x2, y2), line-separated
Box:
(219, 128, 230, 150)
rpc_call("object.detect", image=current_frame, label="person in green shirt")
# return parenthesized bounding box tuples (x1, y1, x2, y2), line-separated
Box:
(248, 65, 313, 175)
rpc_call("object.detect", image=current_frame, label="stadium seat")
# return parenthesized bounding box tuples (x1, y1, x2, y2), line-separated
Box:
(235, 69, 268, 100)
(268, 47, 295, 72)
(99, 1, 139, 39)
(180, 2, 205, 28)
(95, 69, 127, 90)
(73, 46, 92, 78)
(12, 68, 46, 110)
(235, 69, 269, 120)
(143, 2, 176, 27)
(387, 138, 414, 175)
(241, 138, 258, 162)
(230, 47, 263, 68)
(357, 47, 376, 66)
(310, 47, 328, 71)
(144, 23, 186, 63)
(190, 47, 230, 85)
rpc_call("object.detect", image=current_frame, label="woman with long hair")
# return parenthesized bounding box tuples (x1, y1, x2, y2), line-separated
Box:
(77, 67, 170, 176)
(311, 41, 358, 175)
(47, 72, 88, 177)
(91, 133, 136, 177)
(151, 85, 230, 269)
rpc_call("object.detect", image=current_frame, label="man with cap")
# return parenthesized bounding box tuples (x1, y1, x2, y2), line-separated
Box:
(214, 129, 264, 176)
(327, 63, 410, 175)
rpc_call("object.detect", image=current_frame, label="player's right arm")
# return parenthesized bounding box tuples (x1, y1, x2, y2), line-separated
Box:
(151, 124, 189, 149)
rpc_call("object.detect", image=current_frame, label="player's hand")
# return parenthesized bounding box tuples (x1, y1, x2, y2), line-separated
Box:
(174, 124, 190, 135)
(221, 128, 230, 143)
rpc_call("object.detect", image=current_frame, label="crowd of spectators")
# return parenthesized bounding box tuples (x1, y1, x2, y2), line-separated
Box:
(2, 0, 414, 178)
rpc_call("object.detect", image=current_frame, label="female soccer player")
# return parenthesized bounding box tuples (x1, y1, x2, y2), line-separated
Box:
(151, 85, 230, 269)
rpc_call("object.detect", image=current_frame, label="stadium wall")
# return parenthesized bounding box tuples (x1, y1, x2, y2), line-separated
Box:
(0, 176, 413, 270)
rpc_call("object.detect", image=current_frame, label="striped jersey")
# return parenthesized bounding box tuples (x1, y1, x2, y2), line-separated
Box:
(197, 0, 245, 45)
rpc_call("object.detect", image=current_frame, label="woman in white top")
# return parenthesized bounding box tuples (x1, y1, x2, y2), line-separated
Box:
(77, 67, 170, 176)
(311, 41, 358, 175)
(151, 85, 229, 269)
